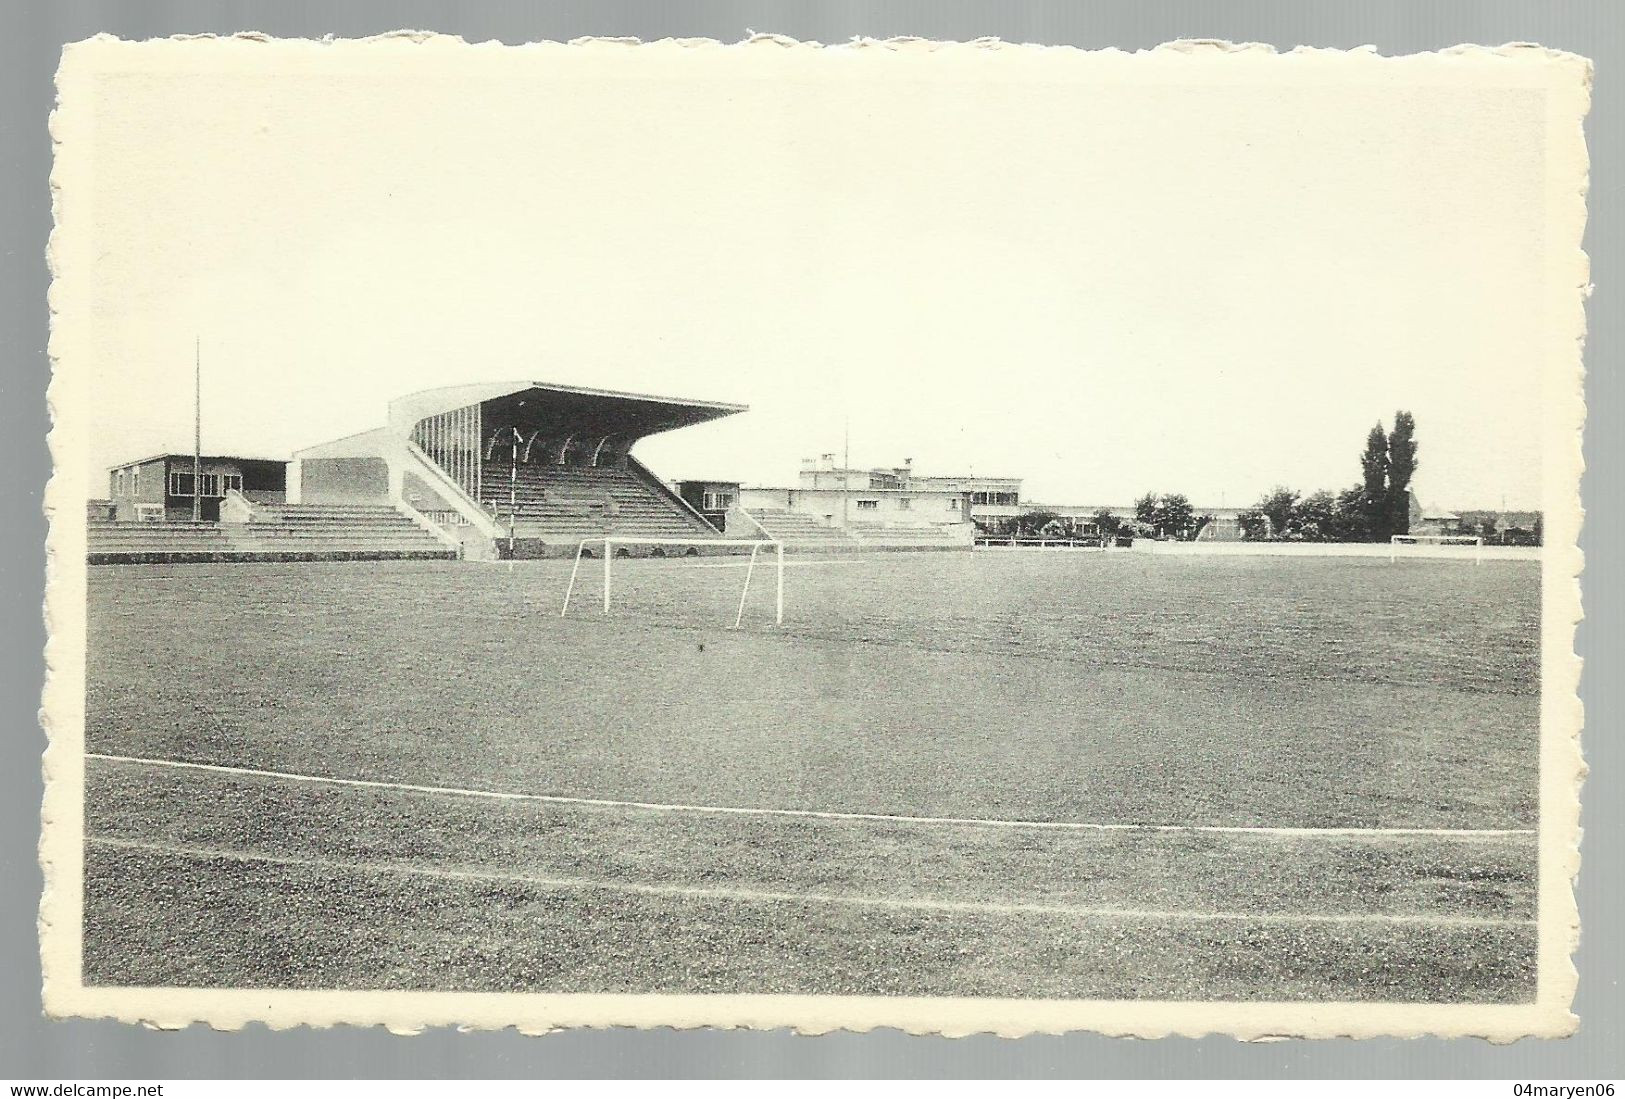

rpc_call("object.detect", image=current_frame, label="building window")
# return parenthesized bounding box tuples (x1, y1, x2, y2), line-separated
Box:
(898, 498, 912, 510)
(222, 473, 243, 495)
(168, 471, 194, 497)
(131, 468, 140, 497)
(948, 498, 961, 511)
(198, 473, 221, 497)
(115, 469, 125, 496)
(857, 499, 879, 511)
(703, 491, 734, 511)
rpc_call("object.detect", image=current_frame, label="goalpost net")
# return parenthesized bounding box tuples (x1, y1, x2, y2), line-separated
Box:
(1388, 534, 1484, 564)
(559, 536, 785, 628)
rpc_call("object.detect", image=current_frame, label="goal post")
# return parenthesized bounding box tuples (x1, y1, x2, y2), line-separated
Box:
(1388, 533, 1484, 565)
(559, 536, 785, 627)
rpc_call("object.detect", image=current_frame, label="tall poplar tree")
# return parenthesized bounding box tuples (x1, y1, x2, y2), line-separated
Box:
(1386, 411, 1418, 537)
(1360, 422, 1390, 540)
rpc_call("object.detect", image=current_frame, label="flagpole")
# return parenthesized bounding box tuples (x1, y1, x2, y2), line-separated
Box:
(192, 337, 202, 522)
(842, 414, 850, 530)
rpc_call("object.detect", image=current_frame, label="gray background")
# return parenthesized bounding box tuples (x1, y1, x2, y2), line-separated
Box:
(1, 0, 1618, 1080)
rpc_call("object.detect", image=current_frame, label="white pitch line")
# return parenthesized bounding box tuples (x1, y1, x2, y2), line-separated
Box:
(681, 559, 859, 569)
(87, 753, 1536, 839)
(460, 557, 859, 570)
(86, 836, 1531, 928)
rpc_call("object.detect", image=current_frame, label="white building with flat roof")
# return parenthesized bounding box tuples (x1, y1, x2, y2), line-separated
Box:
(739, 456, 979, 547)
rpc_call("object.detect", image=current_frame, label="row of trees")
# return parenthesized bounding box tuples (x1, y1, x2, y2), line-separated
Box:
(1126, 493, 1209, 541)
(985, 496, 1212, 542)
(984, 412, 1523, 545)
(981, 510, 1085, 539)
(1237, 412, 1419, 542)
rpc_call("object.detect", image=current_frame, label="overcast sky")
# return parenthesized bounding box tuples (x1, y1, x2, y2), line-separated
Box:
(72, 43, 1556, 510)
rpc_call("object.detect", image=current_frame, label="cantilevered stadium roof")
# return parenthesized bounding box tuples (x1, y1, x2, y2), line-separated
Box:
(387, 381, 747, 440)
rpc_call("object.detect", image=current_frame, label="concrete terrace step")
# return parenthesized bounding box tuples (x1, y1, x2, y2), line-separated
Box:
(480, 481, 711, 541)
(745, 510, 861, 545)
(88, 507, 451, 562)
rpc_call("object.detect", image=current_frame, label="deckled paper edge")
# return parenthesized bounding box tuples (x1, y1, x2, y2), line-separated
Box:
(38, 33, 1592, 1041)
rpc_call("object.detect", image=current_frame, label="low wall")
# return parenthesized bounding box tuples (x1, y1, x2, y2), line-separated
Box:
(1127, 540, 1541, 562)
(87, 548, 457, 565)
(495, 538, 751, 561)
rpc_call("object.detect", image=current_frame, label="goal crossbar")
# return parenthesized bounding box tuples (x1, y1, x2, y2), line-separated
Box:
(560, 536, 785, 627)
(1388, 534, 1484, 564)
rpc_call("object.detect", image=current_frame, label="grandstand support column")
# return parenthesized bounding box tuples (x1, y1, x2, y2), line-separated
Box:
(508, 428, 518, 557)
(603, 536, 612, 614)
(776, 541, 784, 625)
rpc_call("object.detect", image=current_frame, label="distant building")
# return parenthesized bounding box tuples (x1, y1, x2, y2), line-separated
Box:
(1412, 510, 1463, 536)
(1194, 513, 1246, 541)
(740, 455, 975, 535)
(1407, 490, 1464, 536)
(1448, 509, 1542, 545)
(790, 455, 1018, 524)
(107, 453, 287, 522)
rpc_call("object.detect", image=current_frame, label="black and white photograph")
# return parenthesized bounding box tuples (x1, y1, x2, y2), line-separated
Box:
(40, 34, 1588, 1039)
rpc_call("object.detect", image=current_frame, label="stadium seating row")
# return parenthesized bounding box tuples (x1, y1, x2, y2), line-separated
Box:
(744, 509, 861, 549)
(478, 462, 716, 541)
(87, 504, 456, 563)
(747, 509, 968, 550)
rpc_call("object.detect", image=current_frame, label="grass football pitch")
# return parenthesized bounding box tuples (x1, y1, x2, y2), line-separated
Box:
(82, 551, 1540, 1000)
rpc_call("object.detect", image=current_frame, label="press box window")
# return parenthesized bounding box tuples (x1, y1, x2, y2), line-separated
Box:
(703, 491, 734, 510)
(222, 473, 243, 494)
(856, 499, 879, 511)
(168, 471, 194, 496)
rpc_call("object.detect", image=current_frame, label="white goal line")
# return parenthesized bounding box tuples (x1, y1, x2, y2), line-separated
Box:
(560, 536, 784, 627)
(88, 752, 1536, 840)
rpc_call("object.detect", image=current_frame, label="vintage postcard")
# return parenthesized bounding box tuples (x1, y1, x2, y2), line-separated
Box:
(41, 35, 1589, 1038)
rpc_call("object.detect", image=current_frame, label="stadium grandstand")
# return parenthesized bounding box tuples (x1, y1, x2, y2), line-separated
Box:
(289, 381, 746, 560)
(88, 381, 753, 563)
